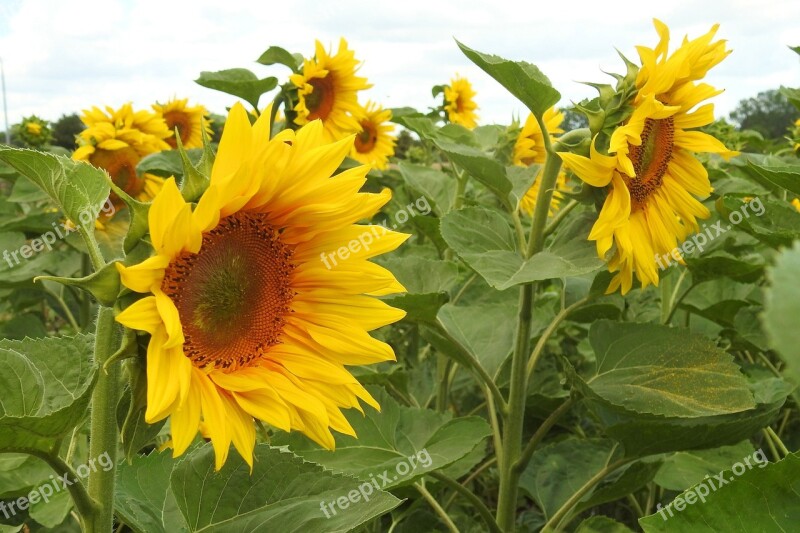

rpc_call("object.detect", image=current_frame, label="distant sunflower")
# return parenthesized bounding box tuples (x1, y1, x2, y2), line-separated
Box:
(74, 103, 172, 208)
(559, 20, 737, 294)
(290, 38, 371, 142)
(115, 103, 408, 469)
(444, 76, 479, 129)
(513, 108, 567, 215)
(792, 198, 800, 211)
(350, 101, 396, 170)
(153, 98, 213, 149)
(16, 115, 51, 148)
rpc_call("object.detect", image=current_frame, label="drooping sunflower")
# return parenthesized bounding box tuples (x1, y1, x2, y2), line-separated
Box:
(350, 101, 396, 170)
(290, 38, 371, 142)
(444, 76, 479, 129)
(74, 103, 172, 208)
(15, 115, 51, 148)
(559, 20, 737, 294)
(513, 108, 568, 215)
(152, 98, 213, 149)
(115, 102, 408, 469)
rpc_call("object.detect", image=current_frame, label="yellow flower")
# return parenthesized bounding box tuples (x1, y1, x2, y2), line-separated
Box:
(114, 103, 408, 470)
(792, 198, 800, 211)
(152, 98, 213, 149)
(513, 108, 567, 215)
(25, 122, 42, 135)
(559, 20, 738, 295)
(74, 104, 172, 207)
(350, 101, 396, 170)
(444, 76, 479, 129)
(290, 38, 371, 142)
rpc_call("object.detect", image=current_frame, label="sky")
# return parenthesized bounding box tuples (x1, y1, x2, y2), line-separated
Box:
(0, 0, 798, 130)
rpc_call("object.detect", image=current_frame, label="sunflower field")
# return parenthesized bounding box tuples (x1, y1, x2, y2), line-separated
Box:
(1, 18, 800, 533)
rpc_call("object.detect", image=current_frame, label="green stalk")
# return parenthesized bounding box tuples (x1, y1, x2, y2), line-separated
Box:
(27, 450, 97, 530)
(495, 113, 566, 532)
(415, 482, 460, 533)
(86, 306, 120, 532)
(431, 472, 502, 533)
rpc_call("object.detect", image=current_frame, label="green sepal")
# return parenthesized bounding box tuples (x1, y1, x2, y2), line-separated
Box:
(34, 261, 121, 307)
(176, 127, 214, 202)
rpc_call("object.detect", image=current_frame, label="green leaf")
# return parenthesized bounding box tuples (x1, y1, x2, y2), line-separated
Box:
(780, 85, 800, 111)
(433, 140, 511, 204)
(137, 149, 204, 179)
(117, 358, 167, 464)
(0, 335, 97, 452)
(763, 241, 800, 384)
(654, 441, 757, 492)
(576, 516, 635, 533)
(115, 450, 188, 533)
(398, 162, 455, 216)
(381, 257, 458, 323)
(456, 40, 560, 117)
(436, 302, 517, 378)
(195, 69, 278, 110)
(742, 158, 800, 196)
(36, 261, 121, 306)
(717, 196, 800, 248)
(273, 388, 491, 490)
(520, 438, 619, 520)
(0, 148, 110, 226)
(440, 207, 602, 289)
(574, 460, 662, 515)
(256, 46, 301, 70)
(583, 321, 756, 418)
(684, 253, 764, 284)
(7, 176, 48, 203)
(640, 452, 800, 532)
(171, 444, 401, 532)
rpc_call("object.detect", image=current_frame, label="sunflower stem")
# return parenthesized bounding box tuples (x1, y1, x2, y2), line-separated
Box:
(86, 306, 120, 533)
(496, 113, 565, 532)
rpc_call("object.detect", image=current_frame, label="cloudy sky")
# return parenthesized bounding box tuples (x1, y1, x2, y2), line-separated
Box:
(0, 0, 798, 129)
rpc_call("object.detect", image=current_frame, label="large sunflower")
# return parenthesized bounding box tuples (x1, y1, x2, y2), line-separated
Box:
(115, 103, 408, 469)
(290, 38, 371, 142)
(513, 108, 567, 215)
(559, 20, 737, 294)
(74, 104, 172, 207)
(444, 76, 479, 129)
(153, 98, 213, 149)
(350, 101, 396, 170)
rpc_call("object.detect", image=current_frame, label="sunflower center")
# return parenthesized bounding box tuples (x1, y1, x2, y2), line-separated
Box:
(162, 110, 190, 149)
(626, 116, 674, 206)
(354, 120, 378, 153)
(306, 76, 335, 120)
(90, 147, 146, 212)
(161, 211, 295, 372)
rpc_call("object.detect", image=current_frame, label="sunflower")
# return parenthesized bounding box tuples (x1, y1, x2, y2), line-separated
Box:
(153, 98, 213, 149)
(290, 38, 371, 142)
(114, 103, 408, 469)
(350, 101, 396, 170)
(559, 20, 737, 294)
(74, 104, 172, 208)
(513, 108, 568, 215)
(792, 198, 800, 211)
(444, 76, 479, 129)
(16, 115, 51, 148)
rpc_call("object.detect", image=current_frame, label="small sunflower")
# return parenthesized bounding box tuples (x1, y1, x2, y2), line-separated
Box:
(16, 115, 51, 148)
(153, 98, 213, 149)
(350, 101, 396, 170)
(115, 103, 408, 469)
(513, 108, 568, 215)
(559, 20, 737, 294)
(290, 38, 371, 142)
(74, 104, 172, 208)
(444, 76, 479, 129)
(792, 198, 800, 211)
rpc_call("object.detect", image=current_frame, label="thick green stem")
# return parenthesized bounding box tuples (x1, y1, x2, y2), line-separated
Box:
(495, 283, 533, 531)
(86, 306, 120, 532)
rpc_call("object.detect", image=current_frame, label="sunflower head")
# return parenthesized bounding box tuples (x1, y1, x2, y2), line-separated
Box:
(559, 20, 738, 295)
(444, 76, 479, 129)
(289, 38, 371, 142)
(513, 109, 568, 216)
(15, 115, 51, 148)
(350, 101, 396, 170)
(74, 104, 172, 212)
(115, 103, 408, 470)
(153, 98, 213, 149)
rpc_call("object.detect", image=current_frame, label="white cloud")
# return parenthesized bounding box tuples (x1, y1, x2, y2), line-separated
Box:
(0, 0, 798, 129)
